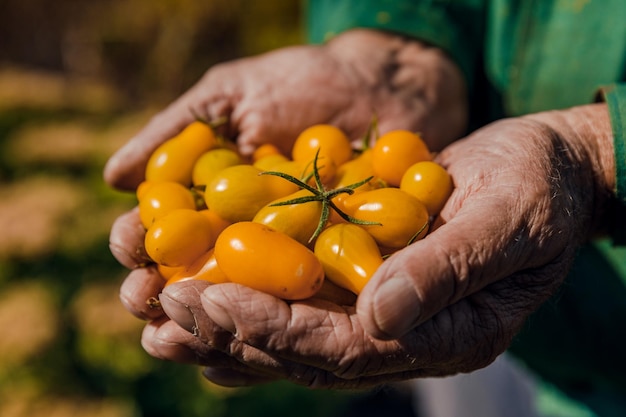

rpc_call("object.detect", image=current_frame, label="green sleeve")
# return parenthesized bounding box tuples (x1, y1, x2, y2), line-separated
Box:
(599, 84, 626, 245)
(305, 0, 486, 91)
(603, 84, 626, 205)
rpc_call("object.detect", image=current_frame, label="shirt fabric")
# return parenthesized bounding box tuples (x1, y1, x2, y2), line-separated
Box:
(306, 1, 626, 415)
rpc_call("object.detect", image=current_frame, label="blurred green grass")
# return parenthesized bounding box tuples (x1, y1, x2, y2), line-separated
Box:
(0, 1, 417, 416)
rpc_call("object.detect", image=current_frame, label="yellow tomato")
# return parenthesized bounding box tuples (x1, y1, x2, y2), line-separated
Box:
(252, 143, 284, 162)
(192, 148, 242, 187)
(302, 156, 338, 188)
(157, 263, 184, 280)
(314, 223, 384, 295)
(144, 209, 215, 267)
(138, 181, 197, 229)
(400, 161, 453, 216)
(331, 149, 383, 191)
(198, 209, 231, 237)
(371, 130, 431, 186)
(253, 153, 290, 171)
(214, 222, 324, 300)
(145, 121, 219, 186)
(136, 180, 156, 201)
(204, 165, 282, 223)
(256, 158, 304, 198)
(253, 189, 324, 245)
(342, 187, 430, 249)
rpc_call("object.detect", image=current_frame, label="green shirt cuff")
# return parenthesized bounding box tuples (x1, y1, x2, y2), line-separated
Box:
(306, 0, 484, 92)
(598, 83, 626, 245)
(603, 84, 626, 204)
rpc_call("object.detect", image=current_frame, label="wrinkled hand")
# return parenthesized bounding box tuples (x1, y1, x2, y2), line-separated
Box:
(114, 104, 614, 389)
(104, 29, 467, 191)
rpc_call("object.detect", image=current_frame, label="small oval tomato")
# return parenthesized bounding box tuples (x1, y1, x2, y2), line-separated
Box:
(400, 161, 453, 216)
(136, 180, 156, 201)
(145, 121, 219, 186)
(256, 158, 303, 198)
(144, 209, 215, 267)
(342, 187, 430, 249)
(214, 222, 324, 300)
(252, 143, 284, 163)
(198, 209, 231, 237)
(371, 130, 431, 186)
(302, 156, 338, 188)
(314, 223, 383, 295)
(292, 124, 353, 168)
(138, 181, 197, 229)
(165, 248, 229, 287)
(253, 189, 324, 245)
(192, 148, 242, 187)
(253, 153, 290, 171)
(204, 165, 282, 223)
(331, 149, 383, 191)
(157, 263, 184, 280)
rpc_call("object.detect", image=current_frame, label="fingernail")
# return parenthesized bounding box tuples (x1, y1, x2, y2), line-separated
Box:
(372, 274, 421, 338)
(201, 290, 236, 334)
(159, 293, 198, 334)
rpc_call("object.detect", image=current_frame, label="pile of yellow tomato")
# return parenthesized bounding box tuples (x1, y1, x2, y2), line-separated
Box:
(136, 120, 453, 300)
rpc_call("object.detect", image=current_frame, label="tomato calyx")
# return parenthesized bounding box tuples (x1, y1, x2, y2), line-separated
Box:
(261, 150, 380, 243)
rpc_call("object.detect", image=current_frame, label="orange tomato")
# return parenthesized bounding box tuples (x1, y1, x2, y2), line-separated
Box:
(253, 153, 290, 171)
(252, 143, 284, 163)
(341, 187, 430, 249)
(145, 121, 219, 186)
(165, 248, 229, 286)
(157, 263, 184, 280)
(331, 149, 383, 191)
(198, 209, 231, 237)
(144, 209, 215, 267)
(291, 124, 352, 183)
(138, 181, 197, 229)
(400, 161, 453, 216)
(214, 222, 324, 300)
(314, 223, 383, 295)
(371, 130, 431, 186)
(136, 180, 156, 201)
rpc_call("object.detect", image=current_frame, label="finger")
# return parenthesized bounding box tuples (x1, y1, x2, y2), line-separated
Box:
(103, 101, 196, 190)
(162, 282, 499, 388)
(119, 266, 165, 320)
(355, 198, 517, 341)
(356, 175, 573, 340)
(159, 280, 227, 341)
(109, 207, 151, 269)
(142, 317, 252, 368)
(200, 284, 426, 379)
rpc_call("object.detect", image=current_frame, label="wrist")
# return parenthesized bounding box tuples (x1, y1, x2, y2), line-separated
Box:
(525, 104, 615, 237)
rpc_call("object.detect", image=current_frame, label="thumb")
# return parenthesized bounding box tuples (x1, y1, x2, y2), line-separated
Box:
(356, 202, 515, 340)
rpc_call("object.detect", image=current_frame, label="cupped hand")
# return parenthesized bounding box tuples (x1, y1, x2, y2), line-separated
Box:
(140, 103, 615, 389)
(104, 29, 467, 191)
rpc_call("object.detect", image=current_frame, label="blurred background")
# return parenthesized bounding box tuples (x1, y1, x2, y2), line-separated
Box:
(0, 1, 417, 416)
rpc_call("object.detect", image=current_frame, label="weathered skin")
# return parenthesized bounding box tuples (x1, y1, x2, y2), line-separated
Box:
(107, 29, 615, 389)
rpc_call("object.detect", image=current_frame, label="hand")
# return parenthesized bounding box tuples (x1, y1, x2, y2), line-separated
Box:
(103, 29, 467, 191)
(120, 103, 615, 389)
